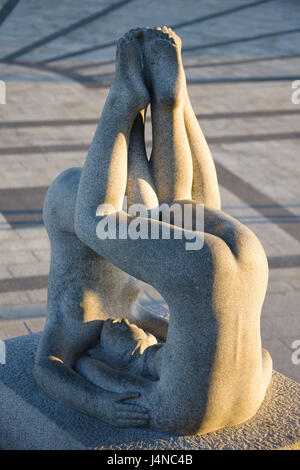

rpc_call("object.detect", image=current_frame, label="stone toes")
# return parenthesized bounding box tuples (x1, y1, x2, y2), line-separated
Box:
(168, 28, 181, 47)
(155, 28, 167, 40)
(120, 26, 179, 54)
(155, 27, 165, 37)
(121, 27, 180, 46)
(154, 26, 175, 44)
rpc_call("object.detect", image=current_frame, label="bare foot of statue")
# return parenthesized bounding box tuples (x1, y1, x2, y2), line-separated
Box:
(141, 27, 193, 203)
(111, 30, 150, 113)
(143, 26, 185, 107)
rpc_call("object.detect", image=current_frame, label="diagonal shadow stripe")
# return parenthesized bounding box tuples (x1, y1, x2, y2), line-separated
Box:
(195, 110, 300, 120)
(1, 131, 300, 156)
(0, 253, 299, 294)
(1, 0, 135, 62)
(33, 0, 276, 66)
(183, 54, 300, 70)
(0, 118, 99, 128)
(23, 321, 33, 334)
(7, 58, 102, 86)
(1, 150, 300, 243)
(208, 132, 300, 143)
(0, 275, 48, 293)
(64, 59, 116, 72)
(63, 53, 300, 74)
(8, 58, 299, 90)
(186, 76, 300, 84)
(0, 186, 47, 228)
(182, 27, 300, 52)
(0, 143, 89, 155)
(268, 255, 300, 269)
(50, 73, 299, 88)
(1, 109, 299, 129)
(215, 162, 300, 243)
(170, 0, 276, 30)
(0, 0, 20, 27)
(35, 41, 117, 66)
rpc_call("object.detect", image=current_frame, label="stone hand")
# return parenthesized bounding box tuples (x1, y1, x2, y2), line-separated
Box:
(100, 390, 149, 428)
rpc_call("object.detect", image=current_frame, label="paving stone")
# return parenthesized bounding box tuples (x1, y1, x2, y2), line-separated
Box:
(26, 288, 47, 304)
(219, 187, 300, 258)
(0, 320, 29, 341)
(288, 279, 300, 291)
(0, 291, 30, 308)
(269, 267, 300, 282)
(265, 314, 300, 339)
(262, 291, 300, 316)
(0, 304, 46, 320)
(0, 228, 20, 241)
(32, 250, 50, 263)
(8, 262, 50, 278)
(0, 266, 12, 280)
(265, 280, 296, 295)
(0, 237, 49, 252)
(0, 250, 37, 265)
(280, 334, 300, 352)
(22, 317, 46, 334)
(262, 337, 299, 383)
(15, 228, 47, 240)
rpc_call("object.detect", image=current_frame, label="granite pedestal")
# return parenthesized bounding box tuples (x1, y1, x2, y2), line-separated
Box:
(0, 333, 299, 450)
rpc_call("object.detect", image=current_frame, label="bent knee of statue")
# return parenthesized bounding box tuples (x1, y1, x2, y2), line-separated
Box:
(43, 167, 81, 234)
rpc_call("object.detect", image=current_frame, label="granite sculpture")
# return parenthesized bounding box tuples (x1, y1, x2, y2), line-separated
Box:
(34, 27, 273, 435)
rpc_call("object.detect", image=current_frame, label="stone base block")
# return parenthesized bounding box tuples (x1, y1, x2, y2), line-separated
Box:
(0, 333, 299, 450)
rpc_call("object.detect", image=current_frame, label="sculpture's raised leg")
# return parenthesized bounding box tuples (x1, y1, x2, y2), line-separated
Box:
(143, 27, 193, 203)
(144, 26, 220, 209)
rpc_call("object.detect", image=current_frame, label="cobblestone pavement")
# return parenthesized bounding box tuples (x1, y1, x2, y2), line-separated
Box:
(0, 0, 299, 383)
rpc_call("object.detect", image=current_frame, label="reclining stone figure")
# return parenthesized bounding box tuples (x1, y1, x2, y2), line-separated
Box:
(35, 27, 272, 435)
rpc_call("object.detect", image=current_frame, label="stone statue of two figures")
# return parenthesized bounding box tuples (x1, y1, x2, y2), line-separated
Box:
(34, 27, 272, 435)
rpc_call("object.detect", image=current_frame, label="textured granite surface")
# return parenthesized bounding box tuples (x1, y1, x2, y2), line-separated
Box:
(0, 333, 299, 450)
(35, 28, 273, 434)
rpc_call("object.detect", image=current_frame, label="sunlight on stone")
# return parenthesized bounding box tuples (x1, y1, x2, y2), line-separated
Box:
(80, 290, 106, 323)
